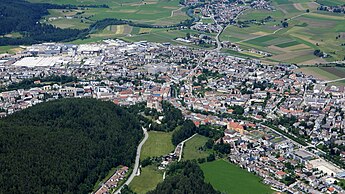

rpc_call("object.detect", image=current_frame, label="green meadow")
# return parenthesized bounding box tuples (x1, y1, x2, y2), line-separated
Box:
(200, 160, 273, 194)
(140, 131, 174, 160)
(182, 134, 210, 160)
(129, 165, 163, 194)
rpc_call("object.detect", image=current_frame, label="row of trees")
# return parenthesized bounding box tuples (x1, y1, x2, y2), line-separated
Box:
(1, 75, 77, 92)
(172, 120, 197, 145)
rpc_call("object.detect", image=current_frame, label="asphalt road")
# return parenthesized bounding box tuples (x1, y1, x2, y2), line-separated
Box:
(115, 127, 148, 194)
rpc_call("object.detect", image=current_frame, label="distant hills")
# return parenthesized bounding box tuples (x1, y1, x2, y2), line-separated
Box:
(0, 98, 143, 193)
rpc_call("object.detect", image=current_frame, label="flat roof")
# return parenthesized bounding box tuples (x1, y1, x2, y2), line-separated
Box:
(13, 57, 60, 67)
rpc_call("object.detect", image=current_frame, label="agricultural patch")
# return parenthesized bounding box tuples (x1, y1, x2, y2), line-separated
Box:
(276, 41, 301, 48)
(320, 67, 345, 78)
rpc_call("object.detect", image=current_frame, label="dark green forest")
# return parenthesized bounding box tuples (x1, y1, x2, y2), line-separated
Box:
(148, 161, 220, 194)
(0, 0, 85, 45)
(0, 98, 143, 194)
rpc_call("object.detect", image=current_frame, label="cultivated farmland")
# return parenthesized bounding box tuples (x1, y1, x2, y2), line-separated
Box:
(297, 66, 345, 85)
(220, 0, 345, 64)
(30, 0, 189, 28)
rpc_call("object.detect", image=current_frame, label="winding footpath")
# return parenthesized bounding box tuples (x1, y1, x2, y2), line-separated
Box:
(115, 127, 148, 194)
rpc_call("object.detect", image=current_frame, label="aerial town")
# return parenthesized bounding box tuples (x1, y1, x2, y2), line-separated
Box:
(0, 38, 345, 193)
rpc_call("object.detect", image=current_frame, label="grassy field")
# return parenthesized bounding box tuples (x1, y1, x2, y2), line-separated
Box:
(220, 0, 345, 64)
(140, 131, 174, 160)
(183, 134, 210, 160)
(30, 0, 189, 29)
(129, 165, 163, 194)
(0, 46, 23, 54)
(200, 160, 273, 194)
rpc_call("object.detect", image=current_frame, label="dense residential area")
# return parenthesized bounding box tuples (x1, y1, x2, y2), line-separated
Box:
(0, 38, 345, 193)
(2, 0, 345, 193)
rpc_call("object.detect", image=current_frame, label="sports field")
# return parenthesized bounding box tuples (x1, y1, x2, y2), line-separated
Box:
(220, 0, 345, 64)
(129, 165, 163, 194)
(140, 131, 174, 160)
(30, 0, 189, 29)
(201, 160, 273, 194)
(182, 134, 210, 160)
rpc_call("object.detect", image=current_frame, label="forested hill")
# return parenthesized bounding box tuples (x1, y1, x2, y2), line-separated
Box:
(0, 99, 143, 194)
(0, 0, 84, 45)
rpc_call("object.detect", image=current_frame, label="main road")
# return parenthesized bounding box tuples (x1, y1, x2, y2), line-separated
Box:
(115, 127, 148, 194)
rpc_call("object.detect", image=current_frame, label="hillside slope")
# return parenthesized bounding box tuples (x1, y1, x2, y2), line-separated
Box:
(0, 98, 143, 194)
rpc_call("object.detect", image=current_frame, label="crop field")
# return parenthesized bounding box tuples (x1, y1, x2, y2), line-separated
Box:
(200, 160, 273, 194)
(320, 67, 345, 78)
(30, 0, 189, 29)
(182, 134, 210, 161)
(129, 165, 163, 194)
(297, 66, 345, 85)
(140, 131, 174, 160)
(276, 41, 300, 48)
(316, 0, 345, 6)
(297, 67, 338, 80)
(220, 0, 345, 64)
(223, 49, 264, 60)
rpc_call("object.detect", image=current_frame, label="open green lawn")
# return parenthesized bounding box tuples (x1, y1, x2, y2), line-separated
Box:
(129, 165, 163, 194)
(141, 131, 174, 160)
(201, 160, 273, 194)
(183, 134, 210, 160)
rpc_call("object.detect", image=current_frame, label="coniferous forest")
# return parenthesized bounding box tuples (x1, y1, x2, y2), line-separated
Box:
(148, 161, 220, 194)
(0, 0, 85, 45)
(0, 98, 143, 194)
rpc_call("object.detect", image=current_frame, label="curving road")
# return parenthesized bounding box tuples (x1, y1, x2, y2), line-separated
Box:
(115, 127, 148, 194)
(177, 133, 197, 162)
